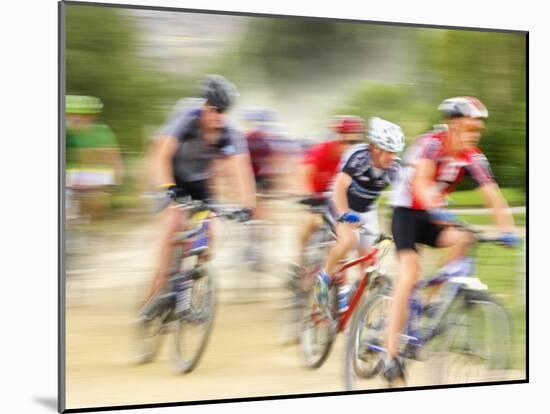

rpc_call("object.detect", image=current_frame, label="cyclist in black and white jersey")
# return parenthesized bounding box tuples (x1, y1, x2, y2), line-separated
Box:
(315, 117, 405, 314)
(142, 75, 256, 310)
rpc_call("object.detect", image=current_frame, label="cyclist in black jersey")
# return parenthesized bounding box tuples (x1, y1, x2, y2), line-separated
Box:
(315, 117, 405, 314)
(142, 75, 256, 307)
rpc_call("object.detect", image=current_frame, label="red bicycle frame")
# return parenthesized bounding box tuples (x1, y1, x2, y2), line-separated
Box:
(332, 247, 380, 332)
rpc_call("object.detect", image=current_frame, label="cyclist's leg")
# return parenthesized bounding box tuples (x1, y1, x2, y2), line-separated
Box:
(324, 222, 359, 275)
(315, 221, 358, 312)
(385, 209, 473, 358)
(297, 212, 322, 266)
(386, 249, 421, 358)
(357, 209, 380, 275)
(145, 205, 187, 303)
(419, 217, 476, 301)
(386, 208, 425, 360)
(434, 225, 476, 261)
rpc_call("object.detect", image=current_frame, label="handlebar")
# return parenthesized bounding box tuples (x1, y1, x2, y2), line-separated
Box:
(450, 220, 521, 247)
(170, 197, 247, 221)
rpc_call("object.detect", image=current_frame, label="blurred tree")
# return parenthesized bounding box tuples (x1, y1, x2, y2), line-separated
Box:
(65, 5, 192, 155)
(336, 29, 526, 190)
(332, 82, 434, 140)
(240, 18, 404, 88)
(419, 30, 526, 189)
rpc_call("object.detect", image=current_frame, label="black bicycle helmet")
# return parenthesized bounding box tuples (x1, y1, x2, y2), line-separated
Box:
(198, 74, 239, 112)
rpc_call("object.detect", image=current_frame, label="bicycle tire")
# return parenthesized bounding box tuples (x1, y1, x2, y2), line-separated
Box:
(302, 227, 334, 291)
(283, 226, 333, 345)
(280, 265, 308, 345)
(300, 284, 338, 369)
(134, 309, 168, 364)
(426, 290, 511, 385)
(172, 265, 217, 374)
(344, 289, 392, 390)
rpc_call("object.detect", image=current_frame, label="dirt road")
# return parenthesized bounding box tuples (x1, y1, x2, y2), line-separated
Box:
(64, 205, 525, 410)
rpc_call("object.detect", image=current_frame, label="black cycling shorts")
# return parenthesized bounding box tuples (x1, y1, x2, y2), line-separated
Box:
(174, 179, 210, 201)
(391, 207, 445, 252)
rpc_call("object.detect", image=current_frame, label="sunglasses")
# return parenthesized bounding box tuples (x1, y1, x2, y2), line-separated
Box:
(207, 104, 226, 114)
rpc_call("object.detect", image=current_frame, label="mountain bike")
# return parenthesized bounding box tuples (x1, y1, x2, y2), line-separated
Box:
(299, 229, 394, 368)
(283, 195, 337, 344)
(344, 222, 515, 390)
(134, 198, 243, 374)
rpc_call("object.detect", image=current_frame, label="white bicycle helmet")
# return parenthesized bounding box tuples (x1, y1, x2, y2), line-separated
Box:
(368, 117, 405, 153)
(438, 96, 488, 119)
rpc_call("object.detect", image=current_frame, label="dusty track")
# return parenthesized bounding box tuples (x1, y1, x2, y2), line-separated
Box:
(64, 206, 525, 410)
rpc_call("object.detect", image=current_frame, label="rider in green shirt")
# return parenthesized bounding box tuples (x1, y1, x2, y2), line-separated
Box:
(65, 95, 123, 219)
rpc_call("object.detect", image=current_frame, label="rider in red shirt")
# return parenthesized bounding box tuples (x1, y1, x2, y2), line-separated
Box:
(382, 97, 519, 385)
(304, 139, 344, 194)
(296, 116, 365, 268)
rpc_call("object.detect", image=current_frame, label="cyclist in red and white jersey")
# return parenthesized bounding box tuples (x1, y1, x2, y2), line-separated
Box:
(392, 129, 494, 209)
(382, 96, 519, 384)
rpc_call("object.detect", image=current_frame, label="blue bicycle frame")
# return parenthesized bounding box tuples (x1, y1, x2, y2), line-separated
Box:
(365, 257, 476, 357)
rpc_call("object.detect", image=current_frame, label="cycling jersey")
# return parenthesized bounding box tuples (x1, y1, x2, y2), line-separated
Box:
(390, 129, 494, 210)
(339, 144, 400, 213)
(246, 129, 273, 178)
(66, 121, 119, 187)
(304, 140, 343, 194)
(157, 104, 248, 185)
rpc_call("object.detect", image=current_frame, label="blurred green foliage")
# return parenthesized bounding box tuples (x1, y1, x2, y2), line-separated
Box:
(66, 5, 526, 191)
(334, 30, 526, 189)
(473, 243, 525, 369)
(448, 187, 526, 207)
(65, 5, 192, 155)
(239, 18, 410, 92)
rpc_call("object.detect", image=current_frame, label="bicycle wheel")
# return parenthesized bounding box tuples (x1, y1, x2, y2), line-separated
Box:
(280, 264, 308, 345)
(134, 306, 169, 364)
(426, 290, 511, 385)
(344, 290, 392, 390)
(302, 228, 334, 289)
(282, 227, 333, 345)
(172, 265, 217, 374)
(300, 284, 338, 369)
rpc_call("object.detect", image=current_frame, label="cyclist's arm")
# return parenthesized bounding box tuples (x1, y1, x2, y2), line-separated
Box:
(477, 183, 515, 232)
(227, 152, 256, 209)
(154, 135, 178, 187)
(333, 172, 352, 216)
(411, 158, 444, 210)
(464, 151, 514, 232)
